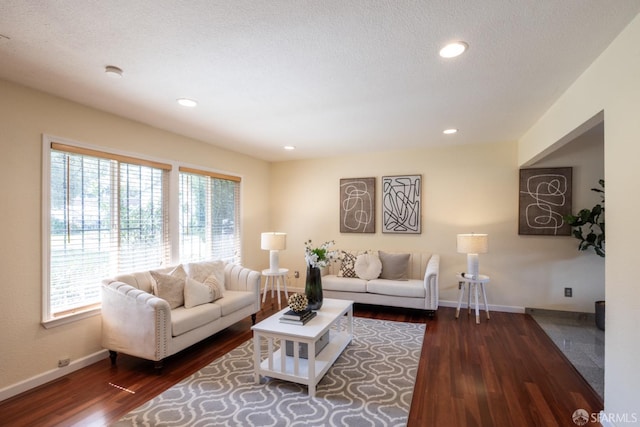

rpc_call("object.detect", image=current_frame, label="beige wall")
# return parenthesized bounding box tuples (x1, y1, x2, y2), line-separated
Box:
(270, 138, 604, 313)
(520, 13, 640, 420)
(0, 80, 270, 392)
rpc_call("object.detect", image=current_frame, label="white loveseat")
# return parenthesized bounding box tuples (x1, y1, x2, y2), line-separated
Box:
(101, 260, 261, 370)
(322, 251, 439, 316)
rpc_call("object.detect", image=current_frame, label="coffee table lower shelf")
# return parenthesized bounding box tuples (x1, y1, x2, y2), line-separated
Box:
(252, 298, 354, 397)
(255, 332, 351, 397)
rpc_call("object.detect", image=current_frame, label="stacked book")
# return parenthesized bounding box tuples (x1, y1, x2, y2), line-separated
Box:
(279, 308, 317, 325)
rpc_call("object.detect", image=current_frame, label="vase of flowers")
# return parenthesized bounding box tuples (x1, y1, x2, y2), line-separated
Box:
(304, 240, 337, 310)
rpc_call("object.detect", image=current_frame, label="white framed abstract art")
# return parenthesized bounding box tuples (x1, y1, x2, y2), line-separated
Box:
(382, 175, 421, 234)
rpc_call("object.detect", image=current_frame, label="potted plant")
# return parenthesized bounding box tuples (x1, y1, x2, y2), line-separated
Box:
(563, 179, 605, 330)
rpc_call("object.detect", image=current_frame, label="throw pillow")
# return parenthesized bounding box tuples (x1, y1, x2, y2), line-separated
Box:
(378, 251, 410, 280)
(354, 253, 382, 280)
(184, 277, 214, 308)
(150, 265, 187, 309)
(203, 273, 224, 301)
(185, 260, 226, 290)
(338, 251, 358, 278)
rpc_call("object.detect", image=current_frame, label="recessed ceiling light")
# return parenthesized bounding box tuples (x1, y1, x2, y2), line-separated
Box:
(105, 65, 123, 78)
(439, 41, 468, 58)
(443, 128, 458, 135)
(177, 98, 198, 107)
(283, 145, 296, 151)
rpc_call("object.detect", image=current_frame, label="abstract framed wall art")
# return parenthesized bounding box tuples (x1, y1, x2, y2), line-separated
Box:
(339, 177, 375, 233)
(518, 167, 572, 236)
(382, 175, 421, 234)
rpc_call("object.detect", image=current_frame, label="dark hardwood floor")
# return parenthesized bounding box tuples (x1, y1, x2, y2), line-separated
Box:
(0, 294, 603, 426)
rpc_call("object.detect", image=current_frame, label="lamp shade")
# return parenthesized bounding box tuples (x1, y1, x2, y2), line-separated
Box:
(261, 232, 287, 251)
(457, 234, 488, 254)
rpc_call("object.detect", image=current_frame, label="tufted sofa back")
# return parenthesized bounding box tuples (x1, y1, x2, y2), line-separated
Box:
(325, 251, 433, 280)
(107, 266, 173, 294)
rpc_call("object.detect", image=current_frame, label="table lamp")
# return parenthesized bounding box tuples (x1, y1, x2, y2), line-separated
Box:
(261, 232, 287, 272)
(457, 233, 488, 279)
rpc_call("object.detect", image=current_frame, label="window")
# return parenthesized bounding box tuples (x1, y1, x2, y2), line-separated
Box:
(45, 141, 172, 325)
(179, 167, 241, 264)
(44, 137, 243, 326)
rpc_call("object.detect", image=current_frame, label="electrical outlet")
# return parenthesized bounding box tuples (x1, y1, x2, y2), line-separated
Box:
(58, 358, 70, 368)
(564, 287, 573, 297)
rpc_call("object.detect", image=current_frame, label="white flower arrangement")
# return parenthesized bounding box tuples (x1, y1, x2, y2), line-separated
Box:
(304, 239, 338, 268)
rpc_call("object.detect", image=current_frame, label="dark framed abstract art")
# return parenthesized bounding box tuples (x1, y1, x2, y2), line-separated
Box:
(382, 175, 421, 234)
(339, 177, 375, 233)
(518, 167, 572, 236)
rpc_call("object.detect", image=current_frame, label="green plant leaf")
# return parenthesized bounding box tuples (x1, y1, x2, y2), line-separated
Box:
(566, 179, 605, 257)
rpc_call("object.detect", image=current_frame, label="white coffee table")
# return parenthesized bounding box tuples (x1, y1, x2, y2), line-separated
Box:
(252, 298, 354, 397)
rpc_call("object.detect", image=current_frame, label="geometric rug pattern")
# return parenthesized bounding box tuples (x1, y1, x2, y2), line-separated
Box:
(114, 317, 425, 427)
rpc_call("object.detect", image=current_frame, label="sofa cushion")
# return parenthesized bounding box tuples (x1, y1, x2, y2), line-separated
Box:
(338, 251, 358, 278)
(215, 290, 254, 317)
(322, 275, 368, 292)
(150, 265, 187, 309)
(378, 251, 410, 280)
(171, 303, 222, 336)
(185, 260, 226, 290)
(355, 253, 382, 280)
(367, 279, 426, 298)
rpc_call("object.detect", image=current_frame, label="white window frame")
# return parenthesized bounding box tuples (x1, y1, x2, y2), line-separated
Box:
(42, 135, 243, 328)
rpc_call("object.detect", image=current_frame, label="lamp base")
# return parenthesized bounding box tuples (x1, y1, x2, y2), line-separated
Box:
(466, 253, 479, 279)
(269, 250, 280, 272)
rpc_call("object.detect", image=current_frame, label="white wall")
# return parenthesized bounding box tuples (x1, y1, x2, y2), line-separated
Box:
(530, 125, 605, 310)
(0, 80, 270, 394)
(520, 13, 640, 421)
(270, 137, 604, 314)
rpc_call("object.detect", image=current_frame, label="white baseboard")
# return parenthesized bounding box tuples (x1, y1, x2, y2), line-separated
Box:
(270, 290, 526, 314)
(0, 349, 109, 402)
(438, 299, 525, 314)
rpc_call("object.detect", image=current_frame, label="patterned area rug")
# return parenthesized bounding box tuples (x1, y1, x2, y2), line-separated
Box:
(114, 317, 425, 427)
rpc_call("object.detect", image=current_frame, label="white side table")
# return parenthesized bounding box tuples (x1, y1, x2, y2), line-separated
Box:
(455, 274, 490, 324)
(262, 268, 289, 309)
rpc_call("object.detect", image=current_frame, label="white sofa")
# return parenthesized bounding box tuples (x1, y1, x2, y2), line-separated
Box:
(101, 260, 261, 370)
(322, 251, 439, 316)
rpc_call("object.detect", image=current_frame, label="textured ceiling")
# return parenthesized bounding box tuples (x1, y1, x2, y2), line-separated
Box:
(1, 1, 639, 161)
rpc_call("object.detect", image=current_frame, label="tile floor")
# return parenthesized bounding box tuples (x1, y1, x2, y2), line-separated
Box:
(528, 308, 605, 399)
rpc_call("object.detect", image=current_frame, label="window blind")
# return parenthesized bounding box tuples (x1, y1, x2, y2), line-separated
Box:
(49, 145, 170, 317)
(179, 168, 241, 264)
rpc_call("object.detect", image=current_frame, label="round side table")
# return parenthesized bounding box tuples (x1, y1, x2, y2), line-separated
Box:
(455, 273, 490, 324)
(262, 268, 289, 309)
